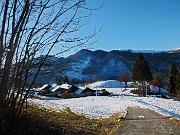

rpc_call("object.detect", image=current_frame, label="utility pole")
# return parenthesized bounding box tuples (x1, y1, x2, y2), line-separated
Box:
(146, 82, 149, 97)
(96, 86, 97, 96)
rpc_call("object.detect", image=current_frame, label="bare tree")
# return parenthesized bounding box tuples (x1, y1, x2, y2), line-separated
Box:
(151, 73, 164, 94)
(0, 0, 100, 133)
(119, 72, 131, 88)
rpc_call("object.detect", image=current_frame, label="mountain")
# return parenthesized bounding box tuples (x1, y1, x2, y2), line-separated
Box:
(30, 49, 180, 84)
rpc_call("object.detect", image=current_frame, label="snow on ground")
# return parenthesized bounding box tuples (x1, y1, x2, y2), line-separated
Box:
(150, 85, 168, 94)
(102, 88, 137, 95)
(136, 97, 180, 118)
(28, 96, 135, 118)
(28, 80, 180, 120)
(28, 95, 180, 120)
(87, 80, 132, 88)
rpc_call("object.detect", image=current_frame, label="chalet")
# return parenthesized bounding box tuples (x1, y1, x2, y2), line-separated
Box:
(37, 84, 53, 95)
(93, 90, 101, 96)
(83, 87, 94, 96)
(99, 89, 110, 96)
(55, 84, 79, 98)
(38, 84, 51, 91)
(60, 83, 71, 89)
(51, 85, 61, 94)
(93, 89, 110, 96)
(68, 85, 79, 98)
(74, 88, 86, 97)
(36, 83, 110, 98)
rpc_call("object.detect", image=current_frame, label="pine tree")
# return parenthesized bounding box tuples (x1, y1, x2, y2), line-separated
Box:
(132, 54, 153, 96)
(176, 72, 180, 98)
(132, 54, 153, 83)
(168, 63, 178, 96)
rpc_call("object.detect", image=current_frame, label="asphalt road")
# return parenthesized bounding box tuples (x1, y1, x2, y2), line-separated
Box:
(114, 107, 180, 135)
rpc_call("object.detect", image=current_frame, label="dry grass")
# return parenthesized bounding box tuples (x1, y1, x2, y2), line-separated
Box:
(7, 105, 122, 135)
(170, 117, 180, 126)
(165, 116, 180, 126)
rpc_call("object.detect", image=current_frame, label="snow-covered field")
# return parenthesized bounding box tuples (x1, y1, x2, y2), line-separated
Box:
(28, 96, 180, 119)
(28, 80, 180, 120)
(86, 80, 132, 88)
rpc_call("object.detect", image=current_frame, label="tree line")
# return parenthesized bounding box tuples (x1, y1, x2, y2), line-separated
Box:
(168, 63, 180, 97)
(121, 53, 180, 97)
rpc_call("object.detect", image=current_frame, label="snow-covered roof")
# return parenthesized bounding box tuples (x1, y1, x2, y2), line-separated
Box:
(51, 85, 61, 92)
(51, 83, 57, 87)
(74, 88, 84, 94)
(49, 83, 58, 90)
(39, 84, 49, 90)
(60, 83, 71, 89)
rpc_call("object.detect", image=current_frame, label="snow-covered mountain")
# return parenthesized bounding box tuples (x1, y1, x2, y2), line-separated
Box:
(30, 49, 180, 84)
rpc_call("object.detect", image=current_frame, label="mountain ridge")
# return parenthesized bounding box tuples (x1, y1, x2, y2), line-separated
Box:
(30, 49, 180, 84)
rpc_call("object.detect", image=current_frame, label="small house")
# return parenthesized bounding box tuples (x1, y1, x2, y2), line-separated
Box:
(68, 85, 79, 98)
(99, 89, 110, 96)
(58, 84, 79, 98)
(37, 84, 53, 96)
(93, 89, 110, 96)
(60, 83, 71, 89)
(51, 85, 61, 94)
(74, 88, 86, 97)
(38, 84, 51, 91)
(83, 87, 94, 96)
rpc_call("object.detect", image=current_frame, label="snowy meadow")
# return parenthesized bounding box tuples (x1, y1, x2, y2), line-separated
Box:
(28, 80, 180, 120)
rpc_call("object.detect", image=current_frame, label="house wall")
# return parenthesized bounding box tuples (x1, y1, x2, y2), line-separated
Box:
(79, 93, 86, 97)
(85, 92, 93, 96)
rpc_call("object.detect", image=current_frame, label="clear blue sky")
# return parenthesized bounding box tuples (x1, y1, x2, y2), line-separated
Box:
(86, 0, 180, 51)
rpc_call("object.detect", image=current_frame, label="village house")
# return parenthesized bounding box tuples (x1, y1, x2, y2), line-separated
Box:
(36, 83, 99, 98)
(83, 87, 94, 96)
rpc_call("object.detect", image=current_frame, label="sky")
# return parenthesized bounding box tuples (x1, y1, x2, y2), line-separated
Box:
(85, 0, 180, 51)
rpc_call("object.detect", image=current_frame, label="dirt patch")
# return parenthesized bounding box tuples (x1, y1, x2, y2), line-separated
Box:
(114, 107, 180, 135)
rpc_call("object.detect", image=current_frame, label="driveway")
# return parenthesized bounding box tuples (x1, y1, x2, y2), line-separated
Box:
(114, 107, 180, 135)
